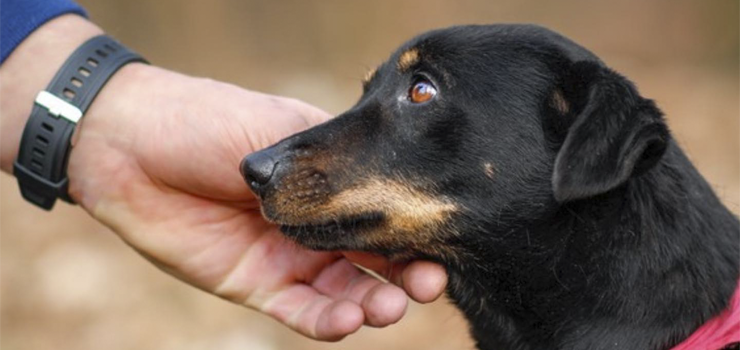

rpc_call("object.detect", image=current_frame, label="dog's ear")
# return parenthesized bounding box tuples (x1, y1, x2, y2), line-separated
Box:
(552, 62, 670, 202)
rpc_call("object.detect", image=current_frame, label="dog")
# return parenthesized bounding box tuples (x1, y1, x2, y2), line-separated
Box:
(240, 25, 740, 350)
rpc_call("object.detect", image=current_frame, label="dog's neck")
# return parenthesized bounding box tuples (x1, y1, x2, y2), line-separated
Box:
(446, 144, 740, 350)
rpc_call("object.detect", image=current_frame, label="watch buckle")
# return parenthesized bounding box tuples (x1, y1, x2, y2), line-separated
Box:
(35, 91, 83, 124)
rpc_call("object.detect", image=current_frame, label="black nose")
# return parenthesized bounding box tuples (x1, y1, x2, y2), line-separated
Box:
(240, 148, 278, 194)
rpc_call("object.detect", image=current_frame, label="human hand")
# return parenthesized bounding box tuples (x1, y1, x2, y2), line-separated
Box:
(64, 63, 448, 340)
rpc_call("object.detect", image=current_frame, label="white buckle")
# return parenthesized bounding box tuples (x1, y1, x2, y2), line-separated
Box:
(34, 91, 83, 124)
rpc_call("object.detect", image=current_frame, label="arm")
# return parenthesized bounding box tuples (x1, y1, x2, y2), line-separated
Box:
(0, 14, 447, 340)
(0, 15, 100, 171)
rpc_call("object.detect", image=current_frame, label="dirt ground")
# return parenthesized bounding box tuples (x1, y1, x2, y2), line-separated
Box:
(2, 1, 738, 349)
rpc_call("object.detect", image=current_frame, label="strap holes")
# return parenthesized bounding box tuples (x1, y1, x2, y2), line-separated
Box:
(37, 135, 49, 146)
(33, 148, 45, 158)
(87, 58, 98, 67)
(79, 67, 91, 77)
(63, 88, 76, 100)
(31, 160, 44, 172)
(95, 49, 108, 58)
(104, 44, 117, 52)
(71, 78, 83, 88)
(42, 122, 54, 132)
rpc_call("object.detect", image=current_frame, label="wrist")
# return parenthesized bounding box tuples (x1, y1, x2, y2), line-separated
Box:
(70, 61, 158, 151)
(0, 14, 103, 172)
(65, 63, 183, 206)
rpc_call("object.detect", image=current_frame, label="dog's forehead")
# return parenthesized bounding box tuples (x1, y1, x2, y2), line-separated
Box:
(389, 24, 601, 70)
(382, 26, 533, 77)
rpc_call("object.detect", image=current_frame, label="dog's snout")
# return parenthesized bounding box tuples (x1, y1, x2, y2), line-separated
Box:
(241, 148, 279, 194)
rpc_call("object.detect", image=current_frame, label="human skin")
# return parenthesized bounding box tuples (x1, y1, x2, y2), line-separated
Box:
(0, 14, 447, 341)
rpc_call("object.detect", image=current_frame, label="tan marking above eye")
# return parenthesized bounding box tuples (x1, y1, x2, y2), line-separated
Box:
(397, 48, 420, 71)
(409, 80, 437, 103)
(362, 66, 377, 85)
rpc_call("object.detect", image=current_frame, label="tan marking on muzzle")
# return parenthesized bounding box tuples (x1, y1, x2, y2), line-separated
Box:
(397, 48, 420, 72)
(330, 178, 458, 235)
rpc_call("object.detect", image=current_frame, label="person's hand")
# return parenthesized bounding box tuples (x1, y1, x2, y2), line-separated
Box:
(64, 62, 447, 340)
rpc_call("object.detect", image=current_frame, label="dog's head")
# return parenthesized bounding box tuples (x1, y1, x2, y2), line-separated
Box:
(240, 24, 669, 260)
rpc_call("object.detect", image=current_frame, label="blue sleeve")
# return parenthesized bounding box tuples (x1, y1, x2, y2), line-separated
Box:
(0, 0, 88, 64)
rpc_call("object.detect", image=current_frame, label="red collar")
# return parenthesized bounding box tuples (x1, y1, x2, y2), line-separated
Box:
(670, 279, 740, 350)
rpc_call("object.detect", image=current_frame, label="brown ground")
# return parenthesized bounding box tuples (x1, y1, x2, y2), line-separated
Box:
(2, 1, 738, 349)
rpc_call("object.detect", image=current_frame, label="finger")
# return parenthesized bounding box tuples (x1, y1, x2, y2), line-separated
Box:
(396, 260, 448, 303)
(310, 258, 365, 295)
(343, 252, 448, 303)
(315, 299, 365, 341)
(311, 259, 408, 327)
(259, 284, 364, 341)
(361, 283, 408, 327)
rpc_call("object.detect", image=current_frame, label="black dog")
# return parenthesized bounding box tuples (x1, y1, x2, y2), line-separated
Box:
(241, 25, 740, 350)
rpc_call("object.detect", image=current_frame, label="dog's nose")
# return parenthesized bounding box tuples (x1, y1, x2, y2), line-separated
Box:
(240, 148, 278, 194)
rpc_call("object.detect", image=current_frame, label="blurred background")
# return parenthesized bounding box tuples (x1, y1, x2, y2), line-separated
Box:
(1, 1, 738, 349)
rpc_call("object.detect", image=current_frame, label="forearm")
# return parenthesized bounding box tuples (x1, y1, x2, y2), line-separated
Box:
(0, 14, 103, 172)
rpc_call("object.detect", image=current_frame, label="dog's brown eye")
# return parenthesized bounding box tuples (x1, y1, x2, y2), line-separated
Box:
(409, 80, 437, 103)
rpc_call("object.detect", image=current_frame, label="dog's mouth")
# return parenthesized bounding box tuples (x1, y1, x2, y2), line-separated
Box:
(276, 211, 386, 250)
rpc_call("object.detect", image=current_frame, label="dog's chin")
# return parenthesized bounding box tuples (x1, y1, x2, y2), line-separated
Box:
(275, 211, 385, 251)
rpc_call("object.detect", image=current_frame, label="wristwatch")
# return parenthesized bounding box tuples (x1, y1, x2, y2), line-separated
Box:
(13, 35, 147, 210)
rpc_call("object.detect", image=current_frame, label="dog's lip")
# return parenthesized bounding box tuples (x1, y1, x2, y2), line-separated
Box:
(276, 211, 385, 232)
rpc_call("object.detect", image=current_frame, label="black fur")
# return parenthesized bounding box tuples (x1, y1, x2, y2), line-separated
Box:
(242, 24, 740, 350)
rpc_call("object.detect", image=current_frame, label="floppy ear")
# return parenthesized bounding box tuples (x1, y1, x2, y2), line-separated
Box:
(552, 62, 670, 202)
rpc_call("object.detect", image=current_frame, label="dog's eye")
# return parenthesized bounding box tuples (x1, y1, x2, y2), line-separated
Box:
(409, 80, 437, 104)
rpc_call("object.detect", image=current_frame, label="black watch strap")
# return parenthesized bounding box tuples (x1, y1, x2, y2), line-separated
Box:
(13, 35, 147, 210)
